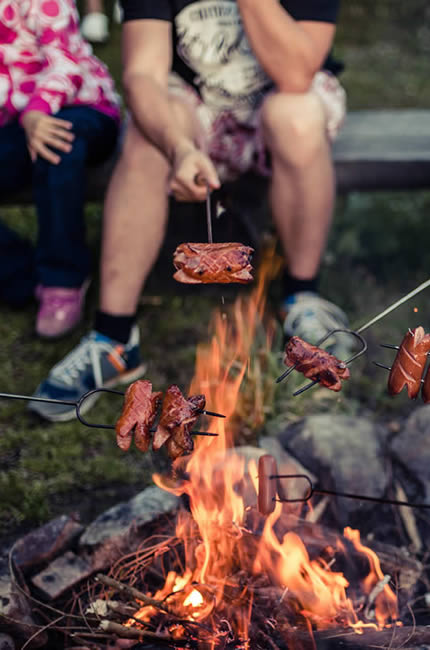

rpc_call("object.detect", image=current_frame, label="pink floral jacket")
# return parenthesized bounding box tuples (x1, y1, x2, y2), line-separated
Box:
(0, 0, 120, 126)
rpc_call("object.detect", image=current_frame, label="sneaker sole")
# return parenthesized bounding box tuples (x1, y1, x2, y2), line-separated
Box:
(29, 362, 148, 423)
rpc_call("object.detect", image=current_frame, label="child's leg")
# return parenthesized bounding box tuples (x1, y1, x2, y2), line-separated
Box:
(0, 121, 36, 305)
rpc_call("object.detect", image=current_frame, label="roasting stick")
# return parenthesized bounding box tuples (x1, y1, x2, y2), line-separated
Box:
(206, 182, 213, 244)
(278, 277, 430, 394)
(269, 473, 430, 510)
(0, 387, 223, 433)
(195, 173, 213, 243)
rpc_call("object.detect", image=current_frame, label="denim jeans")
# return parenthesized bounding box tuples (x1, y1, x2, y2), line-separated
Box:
(0, 106, 118, 305)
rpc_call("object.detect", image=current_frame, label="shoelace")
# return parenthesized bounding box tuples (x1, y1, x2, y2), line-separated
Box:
(287, 301, 348, 334)
(290, 310, 336, 341)
(51, 337, 120, 386)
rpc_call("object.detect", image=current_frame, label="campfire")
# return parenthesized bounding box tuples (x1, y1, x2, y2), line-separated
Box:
(85, 248, 400, 649)
(6, 246, 429, 650)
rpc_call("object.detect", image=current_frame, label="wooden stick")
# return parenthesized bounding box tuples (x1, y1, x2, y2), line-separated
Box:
(315, 625, 430, 649)
(395, 481, 423, 552)
(107, 601, 138, 618)
(96, 574, 175, 615)
(99, 620, 174, 642)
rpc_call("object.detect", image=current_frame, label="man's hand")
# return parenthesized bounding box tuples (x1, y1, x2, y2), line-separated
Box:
(170, 143, 220, 202)
(21, 111, 75, 165)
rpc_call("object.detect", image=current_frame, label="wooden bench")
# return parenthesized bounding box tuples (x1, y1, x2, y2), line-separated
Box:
(3, 109, 430, 203)
(333, 109, 430, 193)
(2, 108, 429, 290)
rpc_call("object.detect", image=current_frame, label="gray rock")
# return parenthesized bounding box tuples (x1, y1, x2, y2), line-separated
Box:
(0, 559, 47, 647)
(31, 551, 92, 600)
(0, 634, 15, 650)
(278, 414, 388, 513)
(79, 485, 179, 548)
(391, 405, 430, 500)
(11, 514, 83, 574)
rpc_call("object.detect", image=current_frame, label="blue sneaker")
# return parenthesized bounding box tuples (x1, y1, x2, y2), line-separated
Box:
(282, 292, 355, 360)
(29, 325, 147, 422)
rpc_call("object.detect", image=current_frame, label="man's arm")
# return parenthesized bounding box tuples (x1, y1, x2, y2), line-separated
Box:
(237, 0, 336, 93)
(122, 19, 219, 198)
(122, 19, 195, 163)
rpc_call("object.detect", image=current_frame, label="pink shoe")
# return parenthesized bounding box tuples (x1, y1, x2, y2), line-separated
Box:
(36, 281, 90, 339)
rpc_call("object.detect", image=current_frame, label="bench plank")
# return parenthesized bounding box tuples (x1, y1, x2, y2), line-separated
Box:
(333, 109, 430, 192)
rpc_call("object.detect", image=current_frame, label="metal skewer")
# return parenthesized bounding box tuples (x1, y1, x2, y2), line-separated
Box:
(206, 183, 213, 244)
(269, 473, 430, 510)
(0, 387, 223, 433)
(194, 174, 213, 244)
(277, 277, 430, 394)
(276, 329, 367, 386)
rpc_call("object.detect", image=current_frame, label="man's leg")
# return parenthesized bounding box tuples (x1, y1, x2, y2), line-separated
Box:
(261, 90, 350, 352)
(99, 120, 170, 316)
(262, 91, 334, 283)
(96, 97, 199, 338)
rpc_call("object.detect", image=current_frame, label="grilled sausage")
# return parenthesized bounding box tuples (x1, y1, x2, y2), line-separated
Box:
(283, 336, 350, 392)
(116, 380, 162, 452)
(388, 326, 430, 399)
(173, 242, 254, 284)
(258, 454, 278, 515)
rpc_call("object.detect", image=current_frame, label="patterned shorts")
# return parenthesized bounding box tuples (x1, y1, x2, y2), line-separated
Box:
(168, 71, 346, 183)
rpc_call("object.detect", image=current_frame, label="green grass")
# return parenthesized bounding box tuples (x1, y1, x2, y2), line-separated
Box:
(2, 1, 430, 540)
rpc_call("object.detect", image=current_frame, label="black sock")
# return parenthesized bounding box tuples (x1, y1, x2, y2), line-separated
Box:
(282, 272, 319, 301)
(94, 310, 136, 344)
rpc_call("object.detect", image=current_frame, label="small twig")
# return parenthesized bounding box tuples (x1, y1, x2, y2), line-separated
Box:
(364, 575, 391, 620)
(99, 620, 179, 643)
(96, 573, 175, 615)
(70, 631, 114, 640)
(395, 482, 423, 552)
(305, 495, 329, 523)
(21, 615, 64, 650)
(107, 601, 138, 618)
(279, 587, 289, 604)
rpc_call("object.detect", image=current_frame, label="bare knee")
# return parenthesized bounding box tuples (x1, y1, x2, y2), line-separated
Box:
(261, 92, 327, 167)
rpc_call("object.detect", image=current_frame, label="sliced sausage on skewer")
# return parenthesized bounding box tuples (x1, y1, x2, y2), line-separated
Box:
(115, 380, 162, 452)
(153, 385, 206, 460)
(258, 454, 278, 516)
(283, 336, 350, 392)
(388, 327, 430, 399)
(173, 242, 254, 284)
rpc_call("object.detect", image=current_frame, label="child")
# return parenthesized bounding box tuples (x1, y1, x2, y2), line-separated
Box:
(0, 0, 121, 338)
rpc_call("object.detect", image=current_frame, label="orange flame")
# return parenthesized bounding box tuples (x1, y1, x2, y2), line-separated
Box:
(144, 246, 398, 643)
